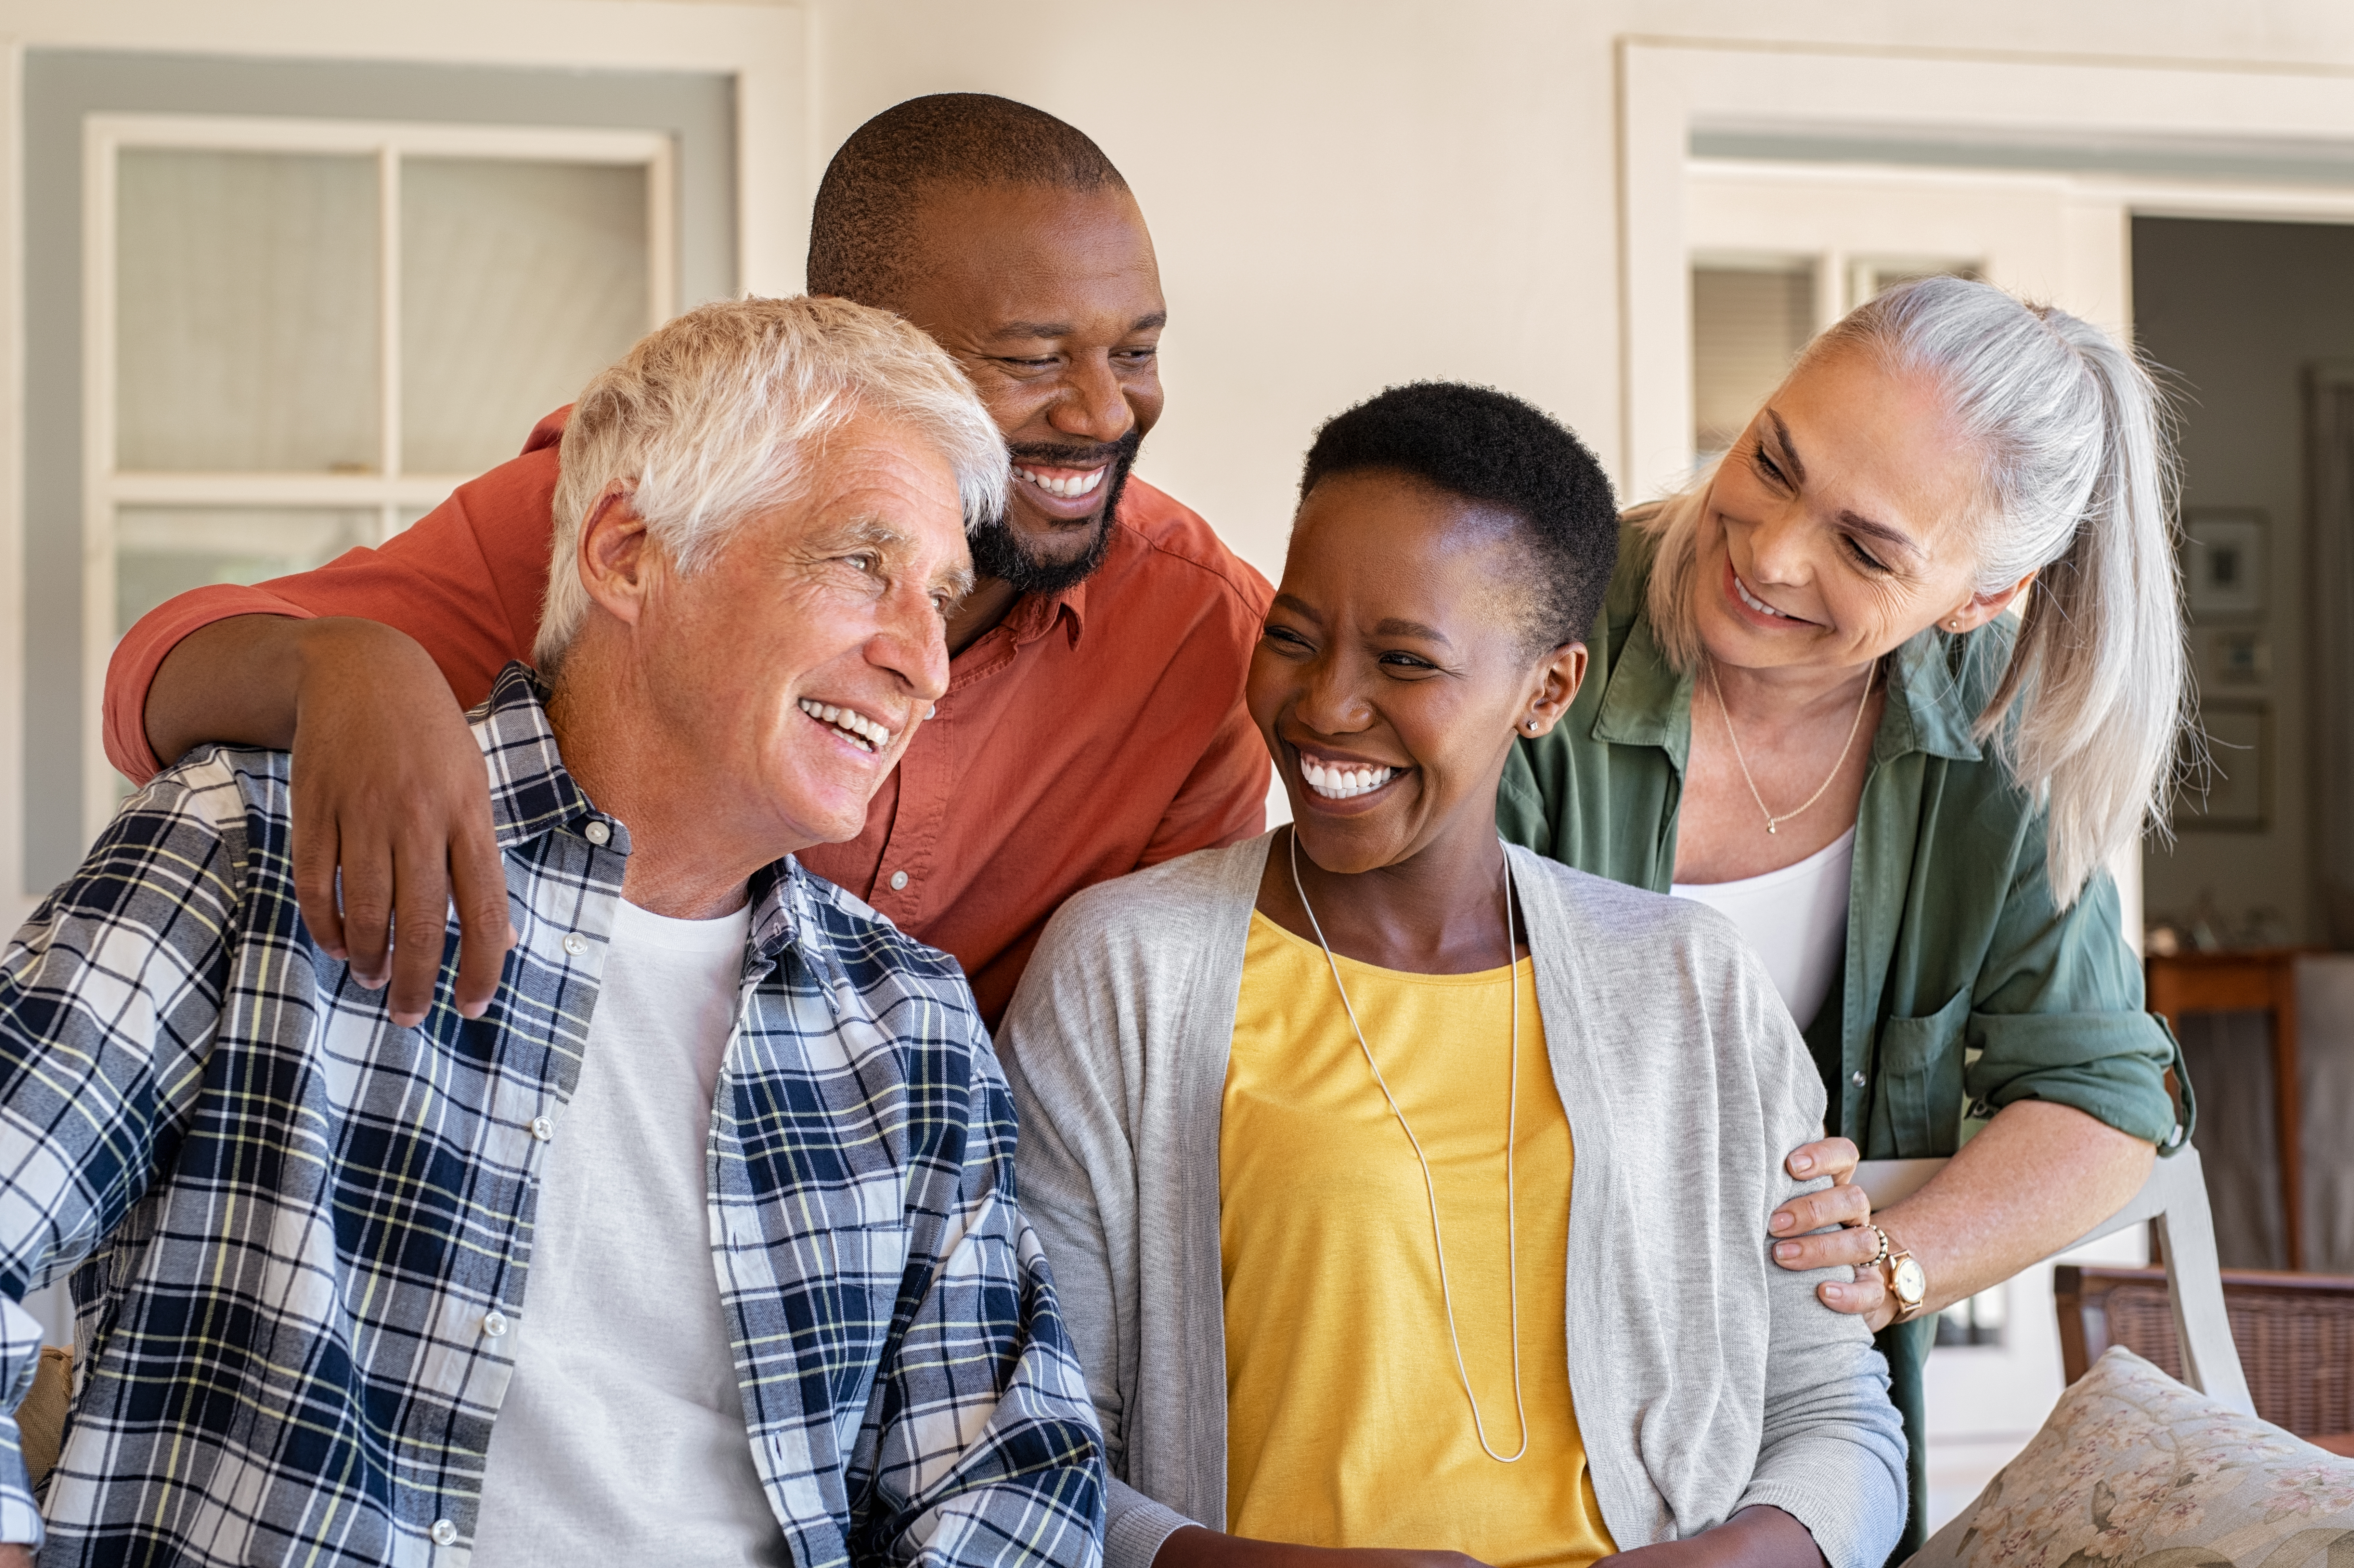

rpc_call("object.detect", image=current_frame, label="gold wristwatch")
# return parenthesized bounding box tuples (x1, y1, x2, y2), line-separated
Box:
(1870, 1225, 1928, 1323)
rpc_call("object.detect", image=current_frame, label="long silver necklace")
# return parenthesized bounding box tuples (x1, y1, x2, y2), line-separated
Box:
(1705, 656, 1876, 835)
(1286, 828, 1530, 1464)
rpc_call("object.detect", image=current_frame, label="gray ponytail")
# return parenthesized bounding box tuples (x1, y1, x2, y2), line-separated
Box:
(1647, 275, 2188, 904)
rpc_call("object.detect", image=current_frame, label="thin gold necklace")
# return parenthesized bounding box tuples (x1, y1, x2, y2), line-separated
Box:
(1706, 657, 1876, 836)
(1286, 828, 1530, 1464)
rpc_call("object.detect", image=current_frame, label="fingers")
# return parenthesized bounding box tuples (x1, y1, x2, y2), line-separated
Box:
(1785, 1135, 1859, 1182)
(337, 836, 399, 994)
(1768, 1179, 1872, 1242)
(385, 830, 454, 1029)
(1820, 1265, 1890, 1322)
(447, 819, 516, 1022)
(290, 781, 348, 963)
(1772, 1218, 1884, 1272)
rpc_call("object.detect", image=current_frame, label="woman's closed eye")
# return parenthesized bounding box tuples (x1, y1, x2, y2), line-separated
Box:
(1842, 534, 1890, 573)
(1375, 649, 1444, 678)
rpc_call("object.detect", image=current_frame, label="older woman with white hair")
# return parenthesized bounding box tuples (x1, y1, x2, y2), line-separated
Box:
(1501, 274, 2193, 1556)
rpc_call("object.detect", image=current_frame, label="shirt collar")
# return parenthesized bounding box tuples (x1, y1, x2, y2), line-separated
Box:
(469, 661, 804, 957)
(997, 578, 1088, 651)
(1590, 619, 1984, 769)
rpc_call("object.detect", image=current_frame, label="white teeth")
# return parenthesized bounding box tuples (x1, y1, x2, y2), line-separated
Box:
(1734, 572, 1797, 621)
(1301, 760, 1397, 800)
(797, 697, 892, 753)
(1015, 466, 1108, 499)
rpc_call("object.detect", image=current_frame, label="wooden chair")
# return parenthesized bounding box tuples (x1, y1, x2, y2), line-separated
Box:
(2054, 1264, 2354, 1455)
(1858, 1146, 2254, 1415)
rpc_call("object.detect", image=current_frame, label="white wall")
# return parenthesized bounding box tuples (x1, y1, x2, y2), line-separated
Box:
(797, 0, 2354, 585)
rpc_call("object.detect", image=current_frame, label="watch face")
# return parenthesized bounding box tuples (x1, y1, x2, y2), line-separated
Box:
(1892, 1256, 1927, 1305)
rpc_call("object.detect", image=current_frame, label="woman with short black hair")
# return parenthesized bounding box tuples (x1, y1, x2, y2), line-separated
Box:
(1001, 383, 1906, 1568)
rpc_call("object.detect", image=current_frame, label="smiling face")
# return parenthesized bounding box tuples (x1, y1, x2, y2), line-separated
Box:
(1694, 346, 2010, 675)
(574, 409, 973, 857)
(1251, 470, 1587, 877)
(889, 181, 1165, 592)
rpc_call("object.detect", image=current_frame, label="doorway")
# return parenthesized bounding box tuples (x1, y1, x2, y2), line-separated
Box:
(2132, 217, 2354, 1283)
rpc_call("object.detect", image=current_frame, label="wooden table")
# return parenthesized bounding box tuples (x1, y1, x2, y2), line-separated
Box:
(2146, 948, 2317, 1270)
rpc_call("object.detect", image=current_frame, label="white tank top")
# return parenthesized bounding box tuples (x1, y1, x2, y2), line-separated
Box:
(1671, 827, 1856, 1033)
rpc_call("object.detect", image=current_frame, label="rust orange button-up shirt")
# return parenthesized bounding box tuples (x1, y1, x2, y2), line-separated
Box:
(105, 409, 1274, 1024)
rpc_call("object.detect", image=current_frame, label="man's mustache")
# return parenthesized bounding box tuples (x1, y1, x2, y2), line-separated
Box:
(1005, 429, 1143, 469)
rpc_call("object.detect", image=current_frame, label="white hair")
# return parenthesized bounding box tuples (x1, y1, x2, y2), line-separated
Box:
(1642, 274, 2186, 904)
(535, 294, 1007, 668)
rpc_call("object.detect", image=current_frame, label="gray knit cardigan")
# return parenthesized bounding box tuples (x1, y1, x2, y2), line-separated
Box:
(997, 833, 1908, 1568)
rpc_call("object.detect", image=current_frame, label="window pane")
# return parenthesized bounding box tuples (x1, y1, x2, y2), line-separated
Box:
(1693, 262, 1815, 463)
(115, 507, 376, 636)
(117, 149, 380, 473)
(402, 157, 650, 476)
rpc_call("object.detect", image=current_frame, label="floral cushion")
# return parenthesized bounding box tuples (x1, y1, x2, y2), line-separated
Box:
(1907, 1346, 2354, 1568)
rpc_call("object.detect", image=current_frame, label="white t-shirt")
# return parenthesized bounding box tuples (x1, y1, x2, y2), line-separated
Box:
(472, 897, 785, 1567)
(1671, 827, 1856, 1033)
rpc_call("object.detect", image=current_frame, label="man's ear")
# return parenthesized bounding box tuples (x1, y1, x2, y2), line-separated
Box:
(1945, 569, 2038, 634)
(1519, 641, 1589, 740)
(577, 483, 659, 628)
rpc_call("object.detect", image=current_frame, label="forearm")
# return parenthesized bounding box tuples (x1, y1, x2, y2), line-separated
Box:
(1603, 1507, 1827, 1568)
(1876, 1099, 2153, 1314)
(1151, 1526, 1483, 1568)
(146, 615, 457, 766)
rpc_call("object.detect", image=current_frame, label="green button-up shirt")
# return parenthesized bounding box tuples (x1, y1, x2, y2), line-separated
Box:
(1497, 529, 2190, 1159)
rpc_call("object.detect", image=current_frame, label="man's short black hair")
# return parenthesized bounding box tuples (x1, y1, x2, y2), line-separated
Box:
(1300, 382, 1620, 653)
(809, 94, 1129, 306)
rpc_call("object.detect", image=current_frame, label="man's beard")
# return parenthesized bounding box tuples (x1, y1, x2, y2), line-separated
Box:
(968, 428, 1143, 597)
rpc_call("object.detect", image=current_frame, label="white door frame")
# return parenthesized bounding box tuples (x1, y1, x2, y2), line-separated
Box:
(1619, 38, 2354, 505)
(0, 0, 807, 925)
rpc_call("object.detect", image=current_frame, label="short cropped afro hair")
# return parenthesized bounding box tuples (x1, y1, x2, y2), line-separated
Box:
(809, 94, 1129, 307)
(1299, 383, 1620, 653)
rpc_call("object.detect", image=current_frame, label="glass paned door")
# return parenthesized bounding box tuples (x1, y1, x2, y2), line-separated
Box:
(401, 157, 651, 475)
(116, 149, 380, 473)
(85, 114, 676, 832)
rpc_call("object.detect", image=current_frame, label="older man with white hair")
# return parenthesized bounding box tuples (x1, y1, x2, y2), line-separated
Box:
(0, 297, 1104, 1568)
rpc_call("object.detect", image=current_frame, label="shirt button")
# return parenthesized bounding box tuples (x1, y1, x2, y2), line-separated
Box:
(584, 820, 611, 846)
(1850, 1071, 1868, 1088)
(529, 1116, 554, 1142)
(889, 871, 909, 891)
(481, 1310, 509, 1338)
(562, 933, 587, 956)
(431, 1520, 459, 1546)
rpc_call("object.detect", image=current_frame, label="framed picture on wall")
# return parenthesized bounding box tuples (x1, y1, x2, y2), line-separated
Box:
(2183, 509, 2268, 618)
(2182, 700, 2268, 832)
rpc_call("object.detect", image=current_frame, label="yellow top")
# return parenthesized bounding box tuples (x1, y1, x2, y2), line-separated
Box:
(1219, 911, 1616, 1567)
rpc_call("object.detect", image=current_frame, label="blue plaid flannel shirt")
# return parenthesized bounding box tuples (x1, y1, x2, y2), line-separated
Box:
(0, 663, 1105, 1567)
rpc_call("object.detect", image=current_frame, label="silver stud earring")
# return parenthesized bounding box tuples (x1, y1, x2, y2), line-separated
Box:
(1526, 719, 1540, 732)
